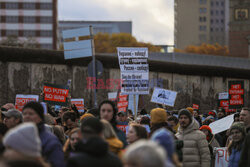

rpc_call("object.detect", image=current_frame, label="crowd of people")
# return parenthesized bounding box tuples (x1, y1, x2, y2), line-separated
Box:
(0, 100, 249, 167)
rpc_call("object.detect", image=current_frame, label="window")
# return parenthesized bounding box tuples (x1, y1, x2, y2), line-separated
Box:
(23, 17, 36, 23)
(221, 2, 224, 6)
(221, 19, 224, 23)
(23, 3, 36, 9)
(40, 3, 52, 10)
(40, 31, 52, 37)
(199, 25, 207, 31)
(210, 28, 213, 32)
(216, 1, 219, 6)
(200, 8, 207, 14)
(6, 30, 18, 36)
(40, 17, 52, 23)
(6, 16, 18, 23)
(221, 10, 224, 15)
(216, 10, 219, 15)
(216, 19, 219, 23)
(199, 17, 206, 22)
(211, 19, 214, 24)
(200, 0, 207, 4)
(235, 9, 249, 20)
(211, 10, 214, 15)
(5, 3, 18, 9)
(211, 1, 214, 6)
(23, 30, 36, 37)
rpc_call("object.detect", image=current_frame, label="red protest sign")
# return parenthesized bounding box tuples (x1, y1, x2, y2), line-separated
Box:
(71, 99, 84, 112)
(43, 83, 69, 106)
(116, 125, 128, 134)
(192, 104, 199, 109)
(228, 81, 244, 109)
(15, 94, 39, 111)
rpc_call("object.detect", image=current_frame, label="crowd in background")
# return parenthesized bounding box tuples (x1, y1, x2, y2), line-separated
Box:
(0, 100, 249, 167)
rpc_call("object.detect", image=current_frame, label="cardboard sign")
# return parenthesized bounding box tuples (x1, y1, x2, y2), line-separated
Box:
(43, 83, 69, 106)
(71, 98, 84, 112)
(218, 92, 229, 100)
(209, 114, 234, 134)
(15, 94, 39, 111)
(192, 104, 199, 109)
(151, 87, 177, 107)
(117, 47, 149, 95)
(117, 93, 128, 112)
(214, 147, 229, 167)
(228, 81, 244, 109)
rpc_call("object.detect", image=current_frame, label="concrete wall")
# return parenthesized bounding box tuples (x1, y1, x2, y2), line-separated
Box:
(0, 61, 249, 113)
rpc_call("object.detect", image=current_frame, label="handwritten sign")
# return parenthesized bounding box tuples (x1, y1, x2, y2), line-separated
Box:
(209, 114, 234, 134)
(71, 98, 84, 112)
(214, 147, 229, 167)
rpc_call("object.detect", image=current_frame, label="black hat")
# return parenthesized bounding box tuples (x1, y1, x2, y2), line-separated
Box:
(23, 101, 44, 121)
(81, 117, 103, 135)
(178, 109, 192, 122)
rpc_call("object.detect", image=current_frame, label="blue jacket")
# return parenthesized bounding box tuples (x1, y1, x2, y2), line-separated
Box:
(38, 123, 65, 167)
(228, 148, 242, 167)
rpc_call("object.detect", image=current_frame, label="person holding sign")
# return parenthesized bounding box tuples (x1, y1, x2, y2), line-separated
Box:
(176, 109, 210, 167)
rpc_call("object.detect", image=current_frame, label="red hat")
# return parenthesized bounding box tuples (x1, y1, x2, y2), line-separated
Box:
(208, 111, 216, 117)
(200, 125, 212, 134)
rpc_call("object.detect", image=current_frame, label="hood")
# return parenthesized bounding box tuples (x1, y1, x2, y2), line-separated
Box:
(106, 137, 123, 150)
(178, 118, 199, 135)
(75, 137, 109, 157)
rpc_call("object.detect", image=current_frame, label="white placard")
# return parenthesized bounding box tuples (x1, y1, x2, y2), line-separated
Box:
(117, 47, 149, 95)
(108, 92, 117, 101)
(71, 98, 84, 112)
(209, 114, 234, 134)
(214, 147, 229, 167)
(151, 87, 177, 107)
(218, 92, 229, 100)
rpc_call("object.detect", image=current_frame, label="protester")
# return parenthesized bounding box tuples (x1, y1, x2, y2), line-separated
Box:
(116, 111, 129, 125)
(80, 113, 94, 122)
(67, 117, 122, 167)
(208, 110, 217, 120)
(239, 107, 250, 167)
(2, 109, 23, 130)
(0, 123, 8, 155)
(101, 119, 123, 158)
(126, 123, 148, 144)
(63, 112, 79, 136)
(167, 116, 179, 134)
(63, 128, 81, 159)
(98, 100, 127, 147)
(123, 140, 166, 167)
(176, 109, 210, 167)
(2, 123, 49, 167)
(22, 101, 65, 167)
(150, 108, 173, 136)
(217, 108, 226, 120)
(193, 110, 202, 127)
(151, 128, 181, 167)
(228, 122, 246, 167)
(233, 113, 240, 122)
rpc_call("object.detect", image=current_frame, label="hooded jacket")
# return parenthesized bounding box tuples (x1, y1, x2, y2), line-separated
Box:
(176, 119, 210, 167)
(67, 137, 122, 167)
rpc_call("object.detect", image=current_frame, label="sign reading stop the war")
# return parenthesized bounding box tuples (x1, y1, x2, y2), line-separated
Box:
(228, 81, 244, 109)
(15, 94, 39, 111)
(43, 83, 69, 106)
(71, 99, 84, 112)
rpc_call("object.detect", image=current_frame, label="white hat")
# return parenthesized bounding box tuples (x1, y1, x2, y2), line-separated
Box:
(3, 123, 41, 157)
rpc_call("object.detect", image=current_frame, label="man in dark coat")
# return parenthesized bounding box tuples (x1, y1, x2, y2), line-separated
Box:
(67, 117, 122, 167)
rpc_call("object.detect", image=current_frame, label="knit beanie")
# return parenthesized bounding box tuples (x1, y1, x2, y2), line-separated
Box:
(80, 113, 94, 121)
(229, 122, 246, 135)
(178, 109, 192, 122)
(200, 125, 212, 134)
(150, 108, 167, 124)
(3, 122, 41, 157)
(186, 107, 194, 115)
(23, 101, 44, 121)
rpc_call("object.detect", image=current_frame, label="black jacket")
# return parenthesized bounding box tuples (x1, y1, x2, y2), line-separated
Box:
(238, 127, 250, 167)
(67, 137, 122, 167)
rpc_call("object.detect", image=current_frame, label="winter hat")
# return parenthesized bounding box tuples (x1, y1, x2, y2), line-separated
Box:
(150, 108, 167, 124)
(151, 128, 175, 160)
(186, 107, 194, 115)
(178, 109, 192, 122)
(208, 110, 217, 117)
(3, 122, 41, 157)
(200, 125, 212, 134)
(80, 113, 94, 121)
(23, 101, 44, 121)
(229, 122, 246, 135)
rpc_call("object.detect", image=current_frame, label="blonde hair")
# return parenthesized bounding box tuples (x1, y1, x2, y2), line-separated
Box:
(101, 119, 117, 139)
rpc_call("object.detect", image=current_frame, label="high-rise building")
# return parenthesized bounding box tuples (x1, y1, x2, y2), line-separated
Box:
(174, 0, 229, 50)
(229, 0, 250, 58)
(0, 0, 57, 49)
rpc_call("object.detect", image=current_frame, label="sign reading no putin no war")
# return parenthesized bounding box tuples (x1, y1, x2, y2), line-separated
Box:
(43, 83, 69, 106)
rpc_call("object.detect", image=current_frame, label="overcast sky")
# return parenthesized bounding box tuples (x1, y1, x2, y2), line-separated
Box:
(58, 0, 174, 45)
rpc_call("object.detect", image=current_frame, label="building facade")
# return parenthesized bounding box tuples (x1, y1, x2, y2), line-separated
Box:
(58, 20, 132, 48)
(229, 0, 250, 58)
(0, 0, 57, 49)
(175, 0, 229, 49)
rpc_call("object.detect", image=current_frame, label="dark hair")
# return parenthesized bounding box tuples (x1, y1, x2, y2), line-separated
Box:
(81, 117, 103, 135)
(22, 101, 44, 121)
(87, 108, 99, 117)
(63, 112, 77, 123)
(131, 124, 148, 139)
(140, 109, 147, 115)
(218, 108, 226, 114)
(98, 100, 117, 128)
(0, 123, 8, 136)
(140, 116, 150, 126)
(234, 113, 240, 120)
(167, 116, 178, 124)
(242, 107, 250, 113)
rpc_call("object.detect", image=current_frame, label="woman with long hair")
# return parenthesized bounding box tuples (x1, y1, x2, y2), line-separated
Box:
(63, 128, 81, 159)
(126, 123, 148, 144)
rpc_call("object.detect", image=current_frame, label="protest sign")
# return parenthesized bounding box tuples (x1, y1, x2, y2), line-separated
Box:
(43, 83, 69, 106)
(117, 47, 149, 95)
(218, 92, 229, 100)
(192, 104, 199, 110)
(228, 81, 244, 109)
(214, 147, 229, 167)
(15, 94, 39, 111)
(71, 98, 84, 112)
(209, 114, 234, 134)
(117, 125, 128, 134)
(108, 92, 117, 101)
(117, 93, 128, 112)
(151, 87, 177, 107)
(40, 102, 47, 114)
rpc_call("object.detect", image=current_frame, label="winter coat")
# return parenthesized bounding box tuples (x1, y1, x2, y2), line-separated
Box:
(176, 119, 211, 167)
(115, 127, 127, 147)
(228, 147, 242, 167)
(239, 130, 250, 167)
(67, 137, 122, 167)
(209, 136, 220, 149)
(106, 137, 123, 158)
(38, 123, 65, 167)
